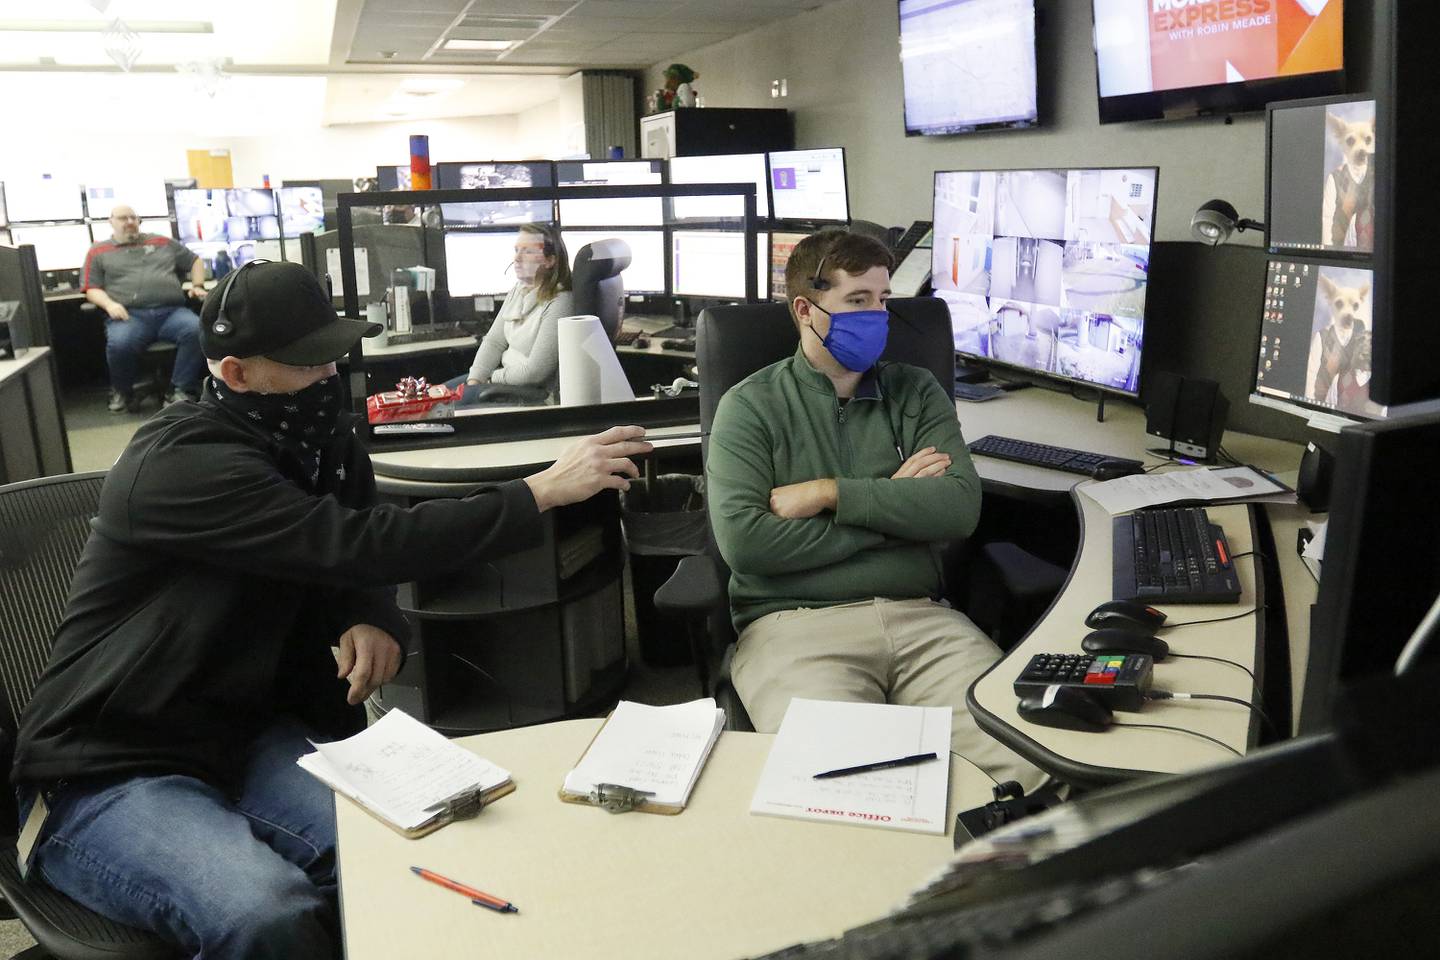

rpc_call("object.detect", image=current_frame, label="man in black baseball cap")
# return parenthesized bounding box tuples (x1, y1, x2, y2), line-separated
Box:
(12, 258, 652, 958)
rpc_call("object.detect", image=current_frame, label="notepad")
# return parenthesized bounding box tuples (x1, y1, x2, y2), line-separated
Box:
(750, 699, 951, 835)
(297, 709, 513, 837)
(561, 699, 726, 813)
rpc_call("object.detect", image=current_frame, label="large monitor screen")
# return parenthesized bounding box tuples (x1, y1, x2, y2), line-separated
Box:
(557, 160, 665, 227)
(277, 186, 325, 237)
(1252, 257, 1387, 422)
(562, 229, 667, 294)
(668, 153, 769, 220)
(932, 166, 1157, 395)
(224, 189, 280, 240)
(898, 0, 1038, 135)
(768, 148, 849, 223)
(173, 189, 278, 243)
(443, 231, 516, 297)
(1267, 96, 1375, 256)
(10, 223, 94, 270)
(5, 179, 84, 223)
(84, 183, 170, 219)
(435, 161, 554, 191)
(1092, 0, 1345, 124)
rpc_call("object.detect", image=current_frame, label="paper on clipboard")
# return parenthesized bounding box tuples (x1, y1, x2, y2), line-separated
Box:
(1079, 465, 1293, 515)
(560, 699, 725, 812)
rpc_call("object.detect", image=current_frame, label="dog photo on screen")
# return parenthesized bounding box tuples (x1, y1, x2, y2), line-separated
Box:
(1320, 101, 1376, 253)
(1304, 266, 1381, 418)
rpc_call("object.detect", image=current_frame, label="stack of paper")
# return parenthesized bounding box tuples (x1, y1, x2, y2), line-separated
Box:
(750, 699, 951, 835)
(1081, 465, 1294, 515)
(562, 699, 726, 811)
(297, 709, 512, 836)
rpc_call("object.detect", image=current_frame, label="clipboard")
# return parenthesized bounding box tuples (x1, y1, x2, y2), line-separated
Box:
(557, 700, 725, 815)
(340, 778, 517, 838)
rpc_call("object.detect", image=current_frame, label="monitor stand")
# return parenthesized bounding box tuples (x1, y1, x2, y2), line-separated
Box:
(955, 361, 990, 384)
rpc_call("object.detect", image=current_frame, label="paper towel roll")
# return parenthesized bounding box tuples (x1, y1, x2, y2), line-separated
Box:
(558, 314, 633, 407)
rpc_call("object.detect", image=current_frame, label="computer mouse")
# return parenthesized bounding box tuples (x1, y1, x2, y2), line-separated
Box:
(1091, 459, 1146, 481)
(633, 337, 650, 349)
(1016, 685, 1113, 732)
(1085, 599, 1168, 632)
(1081, 628, 1169, 661)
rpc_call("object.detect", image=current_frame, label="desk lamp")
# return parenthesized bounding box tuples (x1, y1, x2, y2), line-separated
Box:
(1190, 199, 1265, 245)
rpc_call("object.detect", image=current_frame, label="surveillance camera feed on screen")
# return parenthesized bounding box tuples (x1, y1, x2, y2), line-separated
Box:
(436, 162, 555, 228)
(1268, 98, 1375, 255)
(1092, 0, 1344, 122)
(173, 188, 279, 274)
(1254, 259, 1386, 420)
(898, 0, 1037, 135)
(932, 167, 1156, 394)
(277, 186, 325, 238)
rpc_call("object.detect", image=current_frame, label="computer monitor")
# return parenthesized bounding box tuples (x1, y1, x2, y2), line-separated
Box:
(672, 231, 750, 300)
(932, 166, 1157, 395)
(768, 148, 849, 223)
(668, 153, 770, 220)
(443, 231, 518, 297)
(5, 179, 84, 223)
(139, 219, 172, 238)
(556, 160, 665, 228)
(434, 161, 553, 191)
(223, 189, 280, 241)
(897, 0, 1038, 135)
(1091, 0, 1345, 124)
(555, 160, 663, 186)
(376, 165, 411, 191)
(1300, 410, 1440, 734)
(9, 223, 94, 271)
(277, 186, 325, 237)
(84, 182, 169, 220)
(562, 230, 666, 295)
(173, 189, 228, 243)
(769, 231, 811, 302)
(1250, 257, 1387, 425)
(1267, 95, 1376, 257)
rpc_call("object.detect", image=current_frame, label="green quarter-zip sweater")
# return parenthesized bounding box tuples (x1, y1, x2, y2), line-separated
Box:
(706, 347, 982, 633)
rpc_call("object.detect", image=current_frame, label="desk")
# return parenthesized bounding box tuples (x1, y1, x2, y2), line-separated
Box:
(0, 346, 71, 483)
(337, 718, 985, 960)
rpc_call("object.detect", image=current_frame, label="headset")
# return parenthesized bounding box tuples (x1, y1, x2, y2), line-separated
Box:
(207, 258, 269, 339)
(809, 252, 833, 291)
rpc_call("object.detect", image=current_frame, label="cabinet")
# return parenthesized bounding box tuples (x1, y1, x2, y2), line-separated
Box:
(373, 487, 629, 736)
(641, 107, 793, 159)
(0, 347, 72, 484)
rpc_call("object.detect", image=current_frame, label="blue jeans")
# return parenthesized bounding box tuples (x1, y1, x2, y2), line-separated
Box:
(105, 305, 204, 396)
(19, 719, 340, 960)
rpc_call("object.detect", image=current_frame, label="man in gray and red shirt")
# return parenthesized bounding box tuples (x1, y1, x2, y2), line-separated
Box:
(83, 204, 207, 411)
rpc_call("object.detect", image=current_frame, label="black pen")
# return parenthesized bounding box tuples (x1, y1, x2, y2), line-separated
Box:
(813, 752, 939, 779)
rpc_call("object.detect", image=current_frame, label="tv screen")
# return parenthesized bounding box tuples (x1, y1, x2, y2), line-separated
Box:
(1092, 0, 1345, 123)
(932, 166, 1157, 396)
(898, 0, 1038, 135)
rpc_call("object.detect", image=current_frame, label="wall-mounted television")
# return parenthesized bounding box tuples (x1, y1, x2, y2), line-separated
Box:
(898, 0, 1038, 135)
(1091, 0, 1345, 124)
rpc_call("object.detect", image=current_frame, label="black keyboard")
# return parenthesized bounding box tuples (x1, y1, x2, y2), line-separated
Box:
(383, 326, 474, 346)
(968, 435, 1144, 476)
(953, 381, 1003, 402)
(1113, 506, 1241, 604)
(646, 324, 690, 339)
(614, 327, 641, 346)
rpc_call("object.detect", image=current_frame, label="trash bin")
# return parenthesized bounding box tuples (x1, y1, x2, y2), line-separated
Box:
(621, 473, 707, 666)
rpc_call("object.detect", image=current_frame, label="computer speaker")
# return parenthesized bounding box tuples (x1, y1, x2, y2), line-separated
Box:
(1145, 371, 1229, 462)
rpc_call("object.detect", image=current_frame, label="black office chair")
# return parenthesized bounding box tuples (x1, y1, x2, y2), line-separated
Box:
(653, 297, 963, 731)
(570, 239, 631, 343)
(78, 302, 179, 410)
(0, 472, 179, 960)
(849, 219, 902, 252)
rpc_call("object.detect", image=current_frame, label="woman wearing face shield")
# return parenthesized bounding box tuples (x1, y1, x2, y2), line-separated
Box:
(456, 223, 572, 402)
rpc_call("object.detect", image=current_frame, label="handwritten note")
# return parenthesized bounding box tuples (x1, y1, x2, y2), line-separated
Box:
(750, 699, 951, 835)
(563, 699, 726, 808)
(297, 709, 509, 832)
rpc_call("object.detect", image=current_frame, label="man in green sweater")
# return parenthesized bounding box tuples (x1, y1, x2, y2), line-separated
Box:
(706, 230, 1040, 787)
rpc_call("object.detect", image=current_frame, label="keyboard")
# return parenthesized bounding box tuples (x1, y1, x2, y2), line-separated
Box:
(383, 326, 474, 346)
(953, 381, 1003, 402)
(614, 327, 642, 346)
(646, 324, 691, 339)
(1113, 506, 1241, 604)
(968, 435, 1144, 476)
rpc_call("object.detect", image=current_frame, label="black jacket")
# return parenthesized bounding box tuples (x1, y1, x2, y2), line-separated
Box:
(11, 394, 541, 790)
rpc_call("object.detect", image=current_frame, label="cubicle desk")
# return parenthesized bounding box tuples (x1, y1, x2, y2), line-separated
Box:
(337, 718, 982, 960)
(954, 388, 1317, 785)
(0, 347, 72, 483)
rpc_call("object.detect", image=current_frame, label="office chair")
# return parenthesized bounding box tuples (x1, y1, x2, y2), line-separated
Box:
(570, 238, 631, 343)
(849, 219, 902, 252)
(78, 302, 179, 410)
(653, 296, 965, 731)
(0, 472, 178, 959)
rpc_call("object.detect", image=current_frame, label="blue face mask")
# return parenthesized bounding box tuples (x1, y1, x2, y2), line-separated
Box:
(806, 302, 890, 373)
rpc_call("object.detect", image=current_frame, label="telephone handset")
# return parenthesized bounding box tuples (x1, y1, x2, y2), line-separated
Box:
(890, 220, 934, 298)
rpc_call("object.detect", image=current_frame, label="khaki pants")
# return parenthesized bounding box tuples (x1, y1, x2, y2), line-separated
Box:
(732, 598, 1045, 790)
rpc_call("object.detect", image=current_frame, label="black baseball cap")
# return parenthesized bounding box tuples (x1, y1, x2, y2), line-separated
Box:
(200, 260, 382, 365)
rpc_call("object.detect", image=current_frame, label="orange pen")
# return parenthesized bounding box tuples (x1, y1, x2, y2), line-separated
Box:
(411, 866, 518, 914)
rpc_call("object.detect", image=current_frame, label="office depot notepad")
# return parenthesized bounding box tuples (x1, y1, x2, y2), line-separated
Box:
(297, 709, 512, 837)
(750, 699, 951, 835)
(561, 699, 726, 813)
